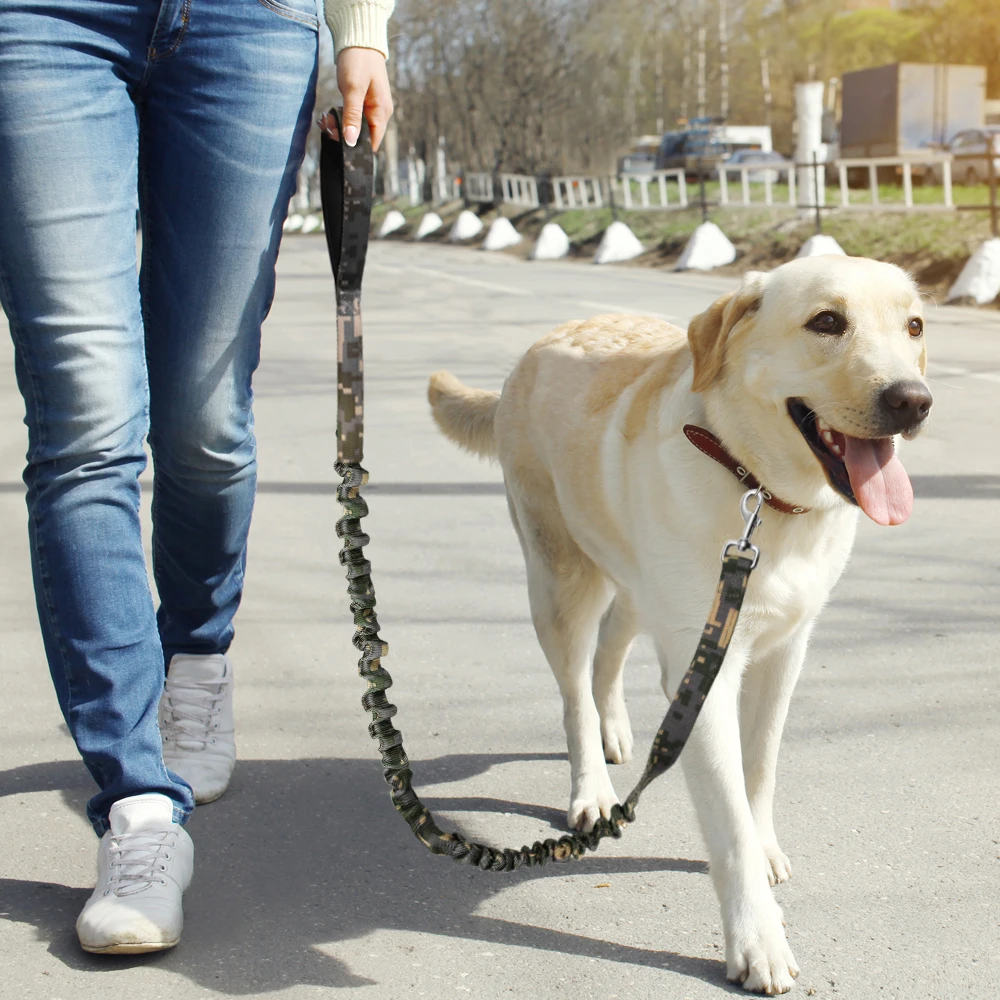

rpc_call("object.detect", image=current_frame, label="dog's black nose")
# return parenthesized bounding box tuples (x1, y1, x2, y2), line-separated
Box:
(880, 380, 933, 432)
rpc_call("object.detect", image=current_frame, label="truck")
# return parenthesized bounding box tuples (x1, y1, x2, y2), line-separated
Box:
(839, 62, 986, 159)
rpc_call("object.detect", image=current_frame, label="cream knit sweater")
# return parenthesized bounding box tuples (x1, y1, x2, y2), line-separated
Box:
(324, 0, 395, 58)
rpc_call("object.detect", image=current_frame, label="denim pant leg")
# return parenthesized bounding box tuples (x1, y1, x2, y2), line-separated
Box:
(137, 1, 318, 662)
(0, 1, 195, 833)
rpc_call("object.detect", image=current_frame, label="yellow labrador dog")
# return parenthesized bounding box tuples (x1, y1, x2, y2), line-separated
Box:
(427, 255, 930, 994)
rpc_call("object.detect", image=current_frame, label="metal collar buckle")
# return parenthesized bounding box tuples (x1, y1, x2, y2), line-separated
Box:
(721, 488, 763, 569)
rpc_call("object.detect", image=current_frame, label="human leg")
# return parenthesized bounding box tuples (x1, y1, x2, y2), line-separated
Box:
(139, 0, 319, 664)
(0, 0, 195, 835)
(136, 0, 318, 799)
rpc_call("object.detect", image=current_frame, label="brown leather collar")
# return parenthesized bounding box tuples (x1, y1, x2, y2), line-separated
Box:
(683, 424, 810, 515)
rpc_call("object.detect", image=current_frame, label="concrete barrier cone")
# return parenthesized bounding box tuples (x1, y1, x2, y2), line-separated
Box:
(675, 221, 736, 271)
(483, 216, 521, 251)
(449, 209, 484, 241)
(531, 223, 570, 260)
(283, 213, 305, 233)
(378, 209, 406, 238)
(301, 213, 323, 234)
(413, 212, 443, 240)
(947, 238, 1000, 305)
(797, 234, 846, 258)
(593, 220, 644, 264)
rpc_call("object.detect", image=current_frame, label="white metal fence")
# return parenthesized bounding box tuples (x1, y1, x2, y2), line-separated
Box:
(835, 155, 953, 210)
(613, 169, 688, 209)
(456, 155, 962, 215)
(718, 163, 796, 207)
(499, 173, 540, 209)
(552, 175, 605, 209)
(463, 172, 494, 204)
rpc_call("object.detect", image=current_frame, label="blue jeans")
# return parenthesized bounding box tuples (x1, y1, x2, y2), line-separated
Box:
(0, 0, 319, 834)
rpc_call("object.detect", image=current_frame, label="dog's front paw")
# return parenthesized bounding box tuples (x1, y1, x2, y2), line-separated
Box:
(761, 842, 792, 886)
(726, 902, 799, 995)
(567, 773, 619, 832)
(600, 703, 634, 765)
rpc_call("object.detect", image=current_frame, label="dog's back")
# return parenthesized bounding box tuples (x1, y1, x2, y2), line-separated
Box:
(428, 314, 689, 469)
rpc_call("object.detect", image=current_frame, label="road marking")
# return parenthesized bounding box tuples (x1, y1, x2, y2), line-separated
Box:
(576, 299, 676, 321)
(406, 264, 531, 297)
(924, 366, 1000, 387)
(379, 262, 676, 316)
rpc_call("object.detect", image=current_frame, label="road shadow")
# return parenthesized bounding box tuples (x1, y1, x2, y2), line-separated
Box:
(0, 753, 732, 993)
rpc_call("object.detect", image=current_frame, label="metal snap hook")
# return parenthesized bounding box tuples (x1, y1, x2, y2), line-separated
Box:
(721, 488, 764, 567)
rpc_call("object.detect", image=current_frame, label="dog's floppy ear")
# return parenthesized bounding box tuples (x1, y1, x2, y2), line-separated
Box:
(688, 273, 766, 392)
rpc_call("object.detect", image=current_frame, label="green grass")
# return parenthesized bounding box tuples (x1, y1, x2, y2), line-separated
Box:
(549, 201, 994, 290)
(617, 176, 997, 209)
(370, 199, 451, 228)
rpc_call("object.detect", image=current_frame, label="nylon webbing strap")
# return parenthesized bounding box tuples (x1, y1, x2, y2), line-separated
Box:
(319, 110, 371, 465)
(319, 109, 757, 871)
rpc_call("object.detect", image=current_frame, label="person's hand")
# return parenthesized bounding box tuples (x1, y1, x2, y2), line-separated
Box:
(337, 47, 393, 152)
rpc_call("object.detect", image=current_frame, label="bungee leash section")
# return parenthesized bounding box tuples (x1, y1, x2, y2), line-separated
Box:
(318, 110, 763, 873)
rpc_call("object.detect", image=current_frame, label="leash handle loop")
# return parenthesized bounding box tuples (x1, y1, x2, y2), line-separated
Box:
(320, 108, 372, 465)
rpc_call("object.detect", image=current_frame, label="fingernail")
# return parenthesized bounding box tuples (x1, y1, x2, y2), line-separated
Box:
(344, 125, 359, 147)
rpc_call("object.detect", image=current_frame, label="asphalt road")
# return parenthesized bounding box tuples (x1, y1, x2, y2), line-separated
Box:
(1, 236, 998, 1000)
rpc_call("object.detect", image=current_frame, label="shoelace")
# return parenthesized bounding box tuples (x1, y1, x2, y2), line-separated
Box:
(161, 678, 226, 750)
(105, 831, 179, 896)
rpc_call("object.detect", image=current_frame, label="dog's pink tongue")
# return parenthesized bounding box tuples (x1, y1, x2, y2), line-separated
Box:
(842, 436, 913, 526)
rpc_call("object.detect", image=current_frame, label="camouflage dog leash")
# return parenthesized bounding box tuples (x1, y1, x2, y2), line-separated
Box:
(319, 109, 763, 872)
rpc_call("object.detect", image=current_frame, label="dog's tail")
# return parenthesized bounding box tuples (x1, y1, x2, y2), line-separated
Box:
(427, 370, 500, 459)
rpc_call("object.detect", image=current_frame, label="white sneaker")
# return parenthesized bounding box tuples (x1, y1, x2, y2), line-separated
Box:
(76, 793, 193, 954)
(159, 653, 236, 804)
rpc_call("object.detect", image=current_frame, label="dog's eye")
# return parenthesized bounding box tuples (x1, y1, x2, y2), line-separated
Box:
(806, 311, 846, 335)
(908, 317, 924, 338)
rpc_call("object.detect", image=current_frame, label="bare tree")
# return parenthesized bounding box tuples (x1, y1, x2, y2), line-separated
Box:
(719, 0, 730, 121)
(696, 0, 707, 118)
(383, 0, 985, 183)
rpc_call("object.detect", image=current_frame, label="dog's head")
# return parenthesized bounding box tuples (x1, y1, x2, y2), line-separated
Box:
(687, 255, 930, 526)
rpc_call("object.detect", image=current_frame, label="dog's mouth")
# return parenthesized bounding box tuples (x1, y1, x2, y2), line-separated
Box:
(786, 399, 913, 526)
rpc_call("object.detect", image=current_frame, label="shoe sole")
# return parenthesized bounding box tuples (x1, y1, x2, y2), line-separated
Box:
(163, 758, 235, 806)
(81, 938, 179, 955)
(193, 786, 227, 805)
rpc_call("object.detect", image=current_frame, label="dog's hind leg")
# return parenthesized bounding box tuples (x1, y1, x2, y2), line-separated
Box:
(592, 592, 638, 765)
(739, 629, 810, 886)
(512, 497, 616, 833)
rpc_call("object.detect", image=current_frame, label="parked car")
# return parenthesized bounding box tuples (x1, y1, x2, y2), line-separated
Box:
(943, 127, 1000, 185)
(656, 121, 773, 177)
(618, 150, 658, 174)
(721, 149, 792, 182)
(657, 129, 728, 175)
(617, 135, 662, 175)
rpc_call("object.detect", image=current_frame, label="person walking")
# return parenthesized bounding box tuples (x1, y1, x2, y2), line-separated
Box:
(0, 0, 393, 954)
